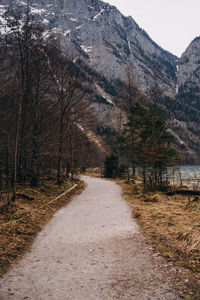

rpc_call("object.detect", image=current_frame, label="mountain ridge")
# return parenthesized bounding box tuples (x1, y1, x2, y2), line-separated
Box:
(0, 0, 177, 96)
(0, 0, 200, 162)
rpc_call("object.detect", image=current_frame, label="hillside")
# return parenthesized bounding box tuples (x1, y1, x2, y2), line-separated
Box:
(0, 0, 200, 162)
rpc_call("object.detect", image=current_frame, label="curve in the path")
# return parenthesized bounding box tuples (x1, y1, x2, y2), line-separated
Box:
(0, 176, 179, 299)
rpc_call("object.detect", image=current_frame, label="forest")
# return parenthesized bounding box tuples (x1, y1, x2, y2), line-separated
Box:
(0, 10, 101, 206)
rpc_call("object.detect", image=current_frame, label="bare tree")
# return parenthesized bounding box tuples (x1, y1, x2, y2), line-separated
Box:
(3, 7, 50, 196)
(47, 46, 90, 183)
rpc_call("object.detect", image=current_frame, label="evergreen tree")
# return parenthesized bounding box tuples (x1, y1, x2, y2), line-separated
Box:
(122, 103, 178, 190)
(104, 153, 118, 178)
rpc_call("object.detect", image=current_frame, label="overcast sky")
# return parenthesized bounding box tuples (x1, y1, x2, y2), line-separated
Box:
(106, 0, 200, 57)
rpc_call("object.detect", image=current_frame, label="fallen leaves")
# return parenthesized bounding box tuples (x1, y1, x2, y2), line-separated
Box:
(0, 179, 85, 277)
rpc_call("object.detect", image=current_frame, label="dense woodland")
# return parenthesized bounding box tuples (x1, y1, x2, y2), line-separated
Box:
(0, 10, 101, 204)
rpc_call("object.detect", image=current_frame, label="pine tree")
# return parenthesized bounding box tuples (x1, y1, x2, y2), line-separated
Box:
(123, 103, 178, 190)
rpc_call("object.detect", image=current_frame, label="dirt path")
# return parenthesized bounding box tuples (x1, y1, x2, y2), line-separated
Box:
(0, 176, 180, 299)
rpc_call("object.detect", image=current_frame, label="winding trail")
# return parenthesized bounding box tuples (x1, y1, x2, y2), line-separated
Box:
(0, 176, 180, 299)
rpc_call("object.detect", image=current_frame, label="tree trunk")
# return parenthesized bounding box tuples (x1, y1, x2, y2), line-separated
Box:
(30, 122, 38, 187)
(57, 114, 64, 185)
(12, 93, 23, 201)
(132, 164, 135, 176)
(127, 168, 130, 182)
(143, 163, 146, 190)
(70, 120, 76, 181)
(5, 139, 10, 207)
(65, 161, 70, 180)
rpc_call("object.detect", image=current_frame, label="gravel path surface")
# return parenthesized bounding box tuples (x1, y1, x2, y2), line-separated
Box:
(0, 176, 180, 299)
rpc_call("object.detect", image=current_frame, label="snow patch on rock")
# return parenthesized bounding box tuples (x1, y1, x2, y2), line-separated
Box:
(93, 9, 104, 21)
(70, 18, 78, 22)
(95, 84, 115, 106)
(81, 45, 93, 54)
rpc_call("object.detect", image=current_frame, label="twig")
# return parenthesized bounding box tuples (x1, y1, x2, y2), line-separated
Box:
(39, 184, 77, 208)
(185, 196, 191, 210)
(0, 184, 78, 227)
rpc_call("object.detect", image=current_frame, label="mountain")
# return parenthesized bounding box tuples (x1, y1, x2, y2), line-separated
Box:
(0, 0, 200, 162)
(178, 37, 200, 102)
(0, 0, 177, 97)
(172, 37, 200, 162)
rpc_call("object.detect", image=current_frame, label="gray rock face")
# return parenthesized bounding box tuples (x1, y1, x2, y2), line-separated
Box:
(178, 37, 200, 92)
(172, 37, 200, 162)
(176, 36, 200, 116)
(0, 0, 177, 96)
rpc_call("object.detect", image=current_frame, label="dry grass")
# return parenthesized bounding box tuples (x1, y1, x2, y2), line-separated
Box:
(117, 179, 200, 299)
(83, 171, 103, 178)
(0, 179, 85, 277)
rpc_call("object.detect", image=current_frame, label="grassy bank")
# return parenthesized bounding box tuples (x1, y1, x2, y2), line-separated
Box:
(118, 179, 200, 299)
(84, 170, 200, 298)
(0, 179, 85, 277)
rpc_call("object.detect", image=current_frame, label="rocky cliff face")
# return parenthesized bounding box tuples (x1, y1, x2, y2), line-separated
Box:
(0, 0, 177, 96)
(178, 37, 200, 92)
(169, 37, 200, 162)
(177, 37, 200, 113)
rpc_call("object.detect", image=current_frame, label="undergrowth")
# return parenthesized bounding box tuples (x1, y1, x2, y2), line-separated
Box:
(0, 179, 85, 277)
(118, 179, 200, 299)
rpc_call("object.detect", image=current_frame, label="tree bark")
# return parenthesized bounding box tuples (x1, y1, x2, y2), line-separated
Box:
(12, 92, 23, 201)
(30, 121, 38, 187)
(57, 113, 64, 185)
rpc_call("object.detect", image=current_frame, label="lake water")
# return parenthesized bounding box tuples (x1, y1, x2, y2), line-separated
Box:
(168, 165, 200, 189)
(135, 165, 200, 189)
